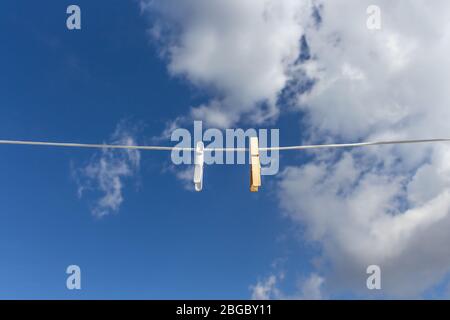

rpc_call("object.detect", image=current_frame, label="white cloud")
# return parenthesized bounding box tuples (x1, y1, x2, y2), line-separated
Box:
(142, 0, 310, 126)
(278, 148, 450, 297)
(75, 122, 141, 217)
(163, 164, 195, 192)
(300, 274, 325, 300)
(298, 0, 450, 140)
(251, 274, 279, 300)
(250, 273, 325, 300)
(275, 0, 450, 297)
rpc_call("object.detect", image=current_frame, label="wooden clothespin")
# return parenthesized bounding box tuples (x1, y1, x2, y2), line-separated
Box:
(250, 137, 261, 192)
(194, 141, 204, 192)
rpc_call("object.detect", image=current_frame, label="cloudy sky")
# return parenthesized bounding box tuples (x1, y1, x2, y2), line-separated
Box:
(1, 0, 450, 299)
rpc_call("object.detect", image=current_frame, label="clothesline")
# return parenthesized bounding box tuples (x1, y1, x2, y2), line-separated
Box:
(2, 137, 449, 192)
(0, 138, 449, 152)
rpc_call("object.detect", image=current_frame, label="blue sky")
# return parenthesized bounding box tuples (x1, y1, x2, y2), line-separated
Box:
(2, 0, 450, 300)
(0, 1, 314, 299)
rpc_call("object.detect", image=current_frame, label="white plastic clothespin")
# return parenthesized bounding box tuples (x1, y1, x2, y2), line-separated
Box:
(194, 141, 205, 192)
(250, 137, 261, 192)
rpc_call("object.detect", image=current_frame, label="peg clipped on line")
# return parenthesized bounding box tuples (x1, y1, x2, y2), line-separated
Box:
(193, 141, 204, 192)
(250, 137, 261, 192)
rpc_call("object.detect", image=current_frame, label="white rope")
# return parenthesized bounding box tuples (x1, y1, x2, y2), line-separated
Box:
(0, 138, 450, 152)
(260, 138, 450, 151)
(0, 140, 192, 151)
